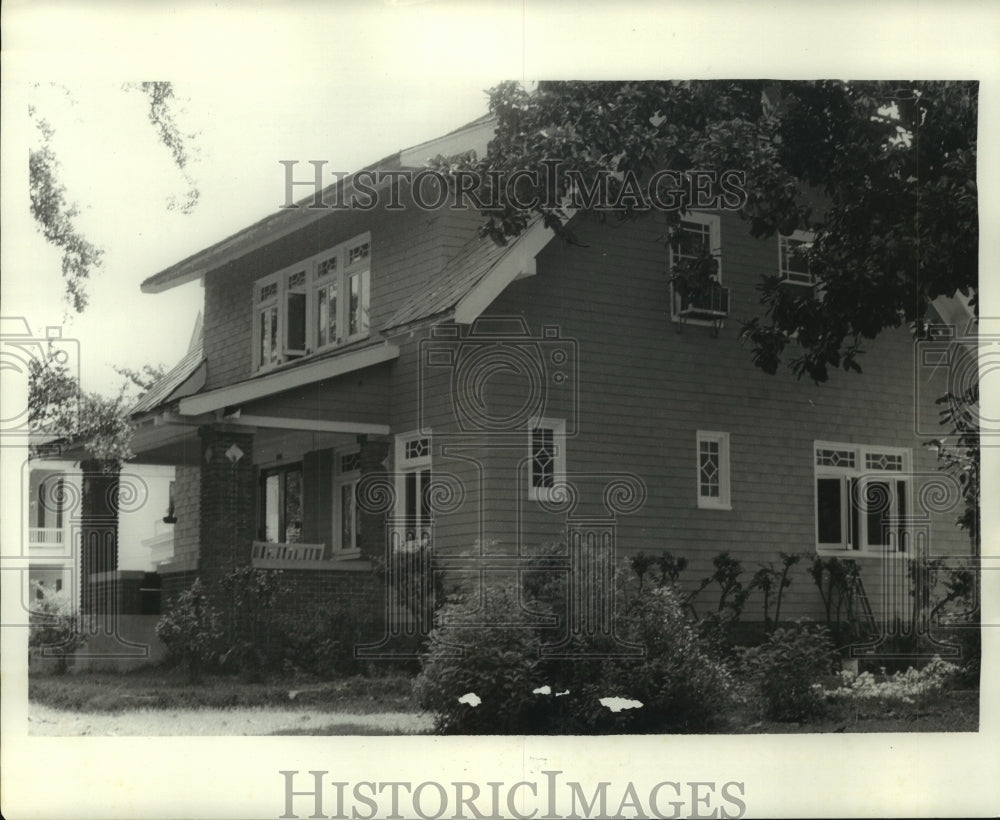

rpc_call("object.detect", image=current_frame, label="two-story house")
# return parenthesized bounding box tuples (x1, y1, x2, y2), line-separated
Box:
(113, 114, 973, 656)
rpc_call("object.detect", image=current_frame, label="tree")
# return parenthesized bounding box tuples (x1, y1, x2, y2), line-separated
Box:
(454, 80, 977, 383)
(28, 82, 199, 313)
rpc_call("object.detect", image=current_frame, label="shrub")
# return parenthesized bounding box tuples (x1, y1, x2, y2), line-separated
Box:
(588, 584, 734, 733)
(28, 581, 85, 674)
(283, 602, 371, 679)
(415, 575, 732, 734)
(155, 579, 222, 682)
(216, 567, 288, 681)
(739, 620, 836, 721)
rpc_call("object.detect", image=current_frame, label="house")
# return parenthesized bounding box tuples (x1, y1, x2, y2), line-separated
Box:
(103, 114, 973, 659)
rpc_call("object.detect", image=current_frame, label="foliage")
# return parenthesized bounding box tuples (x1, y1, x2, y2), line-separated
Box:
(28, 109, 105, 313)
(628, 549, 688, 591)
(28, 581, 86, 674)
(217, 567, 289, 682)
(155, 579, 223, 683)
(825, 657, 960, 716)
(282, 602, 370, 680)
(459, 80, 977, 383)
(753, 551, 802, 631)
(739, 621, 837, 721)
(415, 574, 733, 734)
(29, 82, 199, 312)
(809, 556, 872, 646)
(927, 380, 980, 546)
(113, 362, 168, 398)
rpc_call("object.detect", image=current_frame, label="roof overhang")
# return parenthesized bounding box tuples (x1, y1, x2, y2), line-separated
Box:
(178, 341, 399, 416)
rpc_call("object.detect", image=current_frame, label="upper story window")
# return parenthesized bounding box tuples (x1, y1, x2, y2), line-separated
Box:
(669, 212, 727, 324)
(253, 232, 371, 372)
(778, 230, 815, 286)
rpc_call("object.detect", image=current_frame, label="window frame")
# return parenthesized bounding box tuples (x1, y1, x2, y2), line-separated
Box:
(813, 441, 912, 554)
(258, 462, 304, 544)
(696, 430, 731, 510)
(669, 211, 723, 324)
(395, 431, 433, 551)
(252, 231, 372, 372)
(528, 417, 567, 502)
(333, 447, 363, 559)
(778, 230, 815, 286)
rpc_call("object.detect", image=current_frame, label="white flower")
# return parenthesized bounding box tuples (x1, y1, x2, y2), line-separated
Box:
(458, 693, 481, 707)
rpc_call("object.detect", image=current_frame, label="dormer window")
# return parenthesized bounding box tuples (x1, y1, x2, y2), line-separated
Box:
(252, 232, 371, 372)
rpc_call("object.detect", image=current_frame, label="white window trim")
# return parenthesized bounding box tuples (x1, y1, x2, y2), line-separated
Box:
(394, 430, 433, 551)
(813, 441, 912, 555)
(528, 417, 566, 502)
(778, 230, 815, 286)
(252, 231, 371, 373)
(669, 211, 723, 325)
(333, 446, 362, 559)
(696, 430, 731, 510)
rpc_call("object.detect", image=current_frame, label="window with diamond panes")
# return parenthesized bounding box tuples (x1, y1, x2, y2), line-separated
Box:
(528, 419, 566, 501)
(397, 434, 432, 549)
(696, 431, 730, 509)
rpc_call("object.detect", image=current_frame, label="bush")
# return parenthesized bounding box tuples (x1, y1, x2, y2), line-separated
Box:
(29, 582, 85, 674)
(283, 602, 371, 680)
(216, 567, 288, 681)
(415, 576, 733, 734)
(738, 620, 836, 721)
(155, 579, 222, 682)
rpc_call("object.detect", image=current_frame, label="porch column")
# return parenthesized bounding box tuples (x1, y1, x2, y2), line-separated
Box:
(197, 427, 255, 588)
(356, 434, 390, 562)
(79, 459, 119, 615)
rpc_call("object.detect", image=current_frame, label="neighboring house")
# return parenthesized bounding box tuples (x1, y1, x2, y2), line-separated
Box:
(112, 115, 973, 653)
(23, 458, 174, 614)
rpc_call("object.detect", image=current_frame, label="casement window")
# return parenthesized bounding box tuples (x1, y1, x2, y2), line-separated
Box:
(814, 442, 911, 553)
(334, 449, 362, 556)
(253, 232, 371, 372)
(260, 464, 303, 544)
(396, 432, 432, 550)
(696, 431, 731, 510)
(669, 212, 724, 322)
(528, 418, 566, 501)
(778, 230, 815, 286)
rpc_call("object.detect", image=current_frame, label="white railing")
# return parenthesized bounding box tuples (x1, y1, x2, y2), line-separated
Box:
(251, 541, 325, 562)
(29, 528, 64, 548)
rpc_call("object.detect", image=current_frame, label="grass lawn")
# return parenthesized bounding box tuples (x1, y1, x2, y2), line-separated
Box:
(29, 665, 979, 735)
(29, 665, 420, 715)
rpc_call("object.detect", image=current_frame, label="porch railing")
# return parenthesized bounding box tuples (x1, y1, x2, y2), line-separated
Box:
(251, 541, 325, 562)
(29, 528, 64, 551)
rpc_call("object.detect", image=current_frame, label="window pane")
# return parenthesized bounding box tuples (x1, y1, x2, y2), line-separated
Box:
(317, 283, 337, 347)
(532, 428, 555, 488)
(699, 440, 720, 497)
(866, 480, 890, 546)
(287, 291, 306, 352)
(896, 479, 907, 552)
(264, 473, 280, 542)
(260, 305, 278, 367)
(284, 469, 302, 543)
(816, 477, 842, 544)
(349, 274, 360, 335)
(341, 482, 355, 549)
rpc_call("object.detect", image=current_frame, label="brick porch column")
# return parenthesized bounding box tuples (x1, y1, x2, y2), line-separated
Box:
(79, 459, 119, 615)
(356, 434, 390, 562)
(197, 427, 255, 588)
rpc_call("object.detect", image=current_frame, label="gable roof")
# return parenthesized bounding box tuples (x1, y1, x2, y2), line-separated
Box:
(130, 324, 206, 416)
(141, 116, 496, 294)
